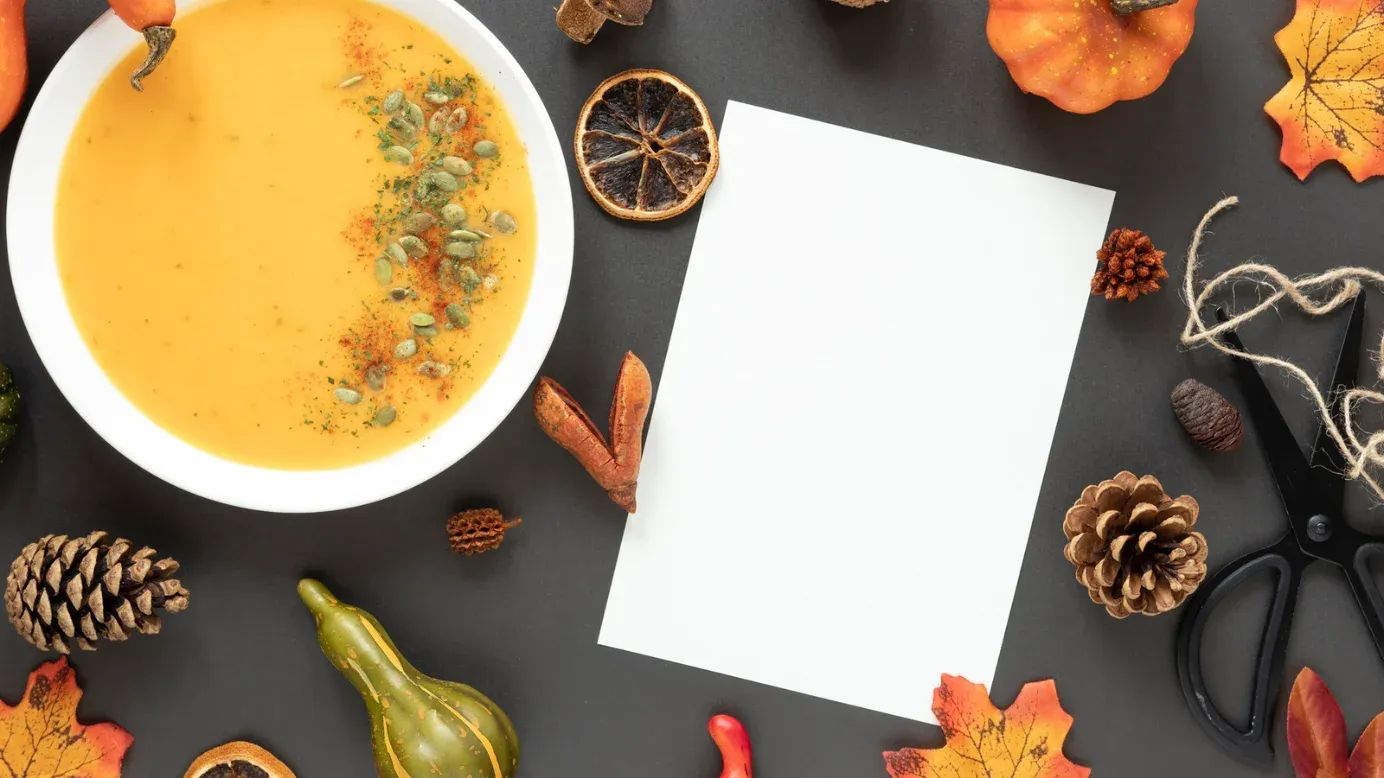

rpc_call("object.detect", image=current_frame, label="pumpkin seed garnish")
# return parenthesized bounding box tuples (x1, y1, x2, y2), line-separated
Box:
(402, 212, 435, 234)
(414, 325, 439, 338)
(470, 228, 493, 239)
(490, 211, 518, 235)
(459, 264, 482, 292)
(423, 170, 460, 193)
(373, 257, 393, 285)
(399, 235, 428, 258)
(439, 259, 461, 287)
(388, 287, 409, 302)
(404, 101, 426, 129)
(409, 313, 436, 328)
(440, 204, 468, 226)
(444, 108, 468, 134)
(417, 361, 452, 377)
(337, 74, 364, 89)
(444, 241, 477, 259)
(423, 91, 451, 105)
(383, 145, 413, 165)
(393, 339, 418, 359)
(445, 302, 469, 327)
(365, 366, 387, 392)
(448, 230, 482, 242)
(383, 90, 405, 113)
(427, 109, 447, 135)
(482, 274, 500, 293)
(386, 241, 408, 266)
(388, 116, 417, 139)
(474, 140, 499, 158)
(335, 387, 363, 405)
(373, 405, 397, 426)
(442, 156, 472, 177)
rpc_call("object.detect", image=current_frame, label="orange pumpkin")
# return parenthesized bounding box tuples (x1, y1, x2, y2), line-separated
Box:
(0, 0, 25, 134)
(987, 0, 1199, 114)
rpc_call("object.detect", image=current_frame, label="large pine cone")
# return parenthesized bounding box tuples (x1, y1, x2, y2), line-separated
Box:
(1062, 472, 1207, 618)
(4, 532, 189, 653)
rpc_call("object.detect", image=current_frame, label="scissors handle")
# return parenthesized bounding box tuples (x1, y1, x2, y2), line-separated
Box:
(1176, 536, 1305, 766)
(1347, 542, 1384, 662)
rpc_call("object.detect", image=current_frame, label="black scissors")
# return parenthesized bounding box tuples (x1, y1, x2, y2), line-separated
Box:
(1176, 291, 1384, 766)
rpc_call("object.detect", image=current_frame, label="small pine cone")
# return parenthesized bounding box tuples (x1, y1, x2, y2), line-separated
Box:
(4, 532, 189, 654)
(1062, 472, 1207, 618)
(447, 510, 521, 557)
(1091, 228, 1169, 302)
(1171, 379, 1244, 452)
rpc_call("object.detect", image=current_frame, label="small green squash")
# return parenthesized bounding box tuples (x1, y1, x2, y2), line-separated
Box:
(0, 362, 18, 461)
(297, 579, 520, 778)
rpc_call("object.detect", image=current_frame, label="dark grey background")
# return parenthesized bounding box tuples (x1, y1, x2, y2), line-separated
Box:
(2, 0, 1382, 775)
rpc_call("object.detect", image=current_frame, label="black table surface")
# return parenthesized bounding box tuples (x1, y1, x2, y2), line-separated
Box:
(3, 0, 1383, 776)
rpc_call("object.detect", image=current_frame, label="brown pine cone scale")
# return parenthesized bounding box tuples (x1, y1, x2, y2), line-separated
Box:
(1063, 472, 1207, 618)
(1091, 228, 1169, 302)
(5, 532, 189, 653)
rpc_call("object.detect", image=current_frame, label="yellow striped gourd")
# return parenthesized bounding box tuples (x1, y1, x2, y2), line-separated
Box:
(298, 579, 520, 778)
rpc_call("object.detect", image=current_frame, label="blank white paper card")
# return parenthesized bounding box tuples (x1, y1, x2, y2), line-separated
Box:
(598, 101, 1115, 724)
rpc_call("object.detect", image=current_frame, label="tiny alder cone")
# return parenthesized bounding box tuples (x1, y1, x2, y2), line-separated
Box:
(184, 741, 297, 778)
(447, 509, 522, 556)
(5, 531, 190, 653)
(1091, 227, 1168, 302)
(1171, 379, 1243, 452)
(1062, 471, 1207, 618)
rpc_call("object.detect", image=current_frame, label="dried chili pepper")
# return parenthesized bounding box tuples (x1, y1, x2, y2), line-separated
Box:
(533, 351, 651, 512)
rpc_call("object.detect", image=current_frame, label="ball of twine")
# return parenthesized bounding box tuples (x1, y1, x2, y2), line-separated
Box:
(1182, 196, 1384, 499)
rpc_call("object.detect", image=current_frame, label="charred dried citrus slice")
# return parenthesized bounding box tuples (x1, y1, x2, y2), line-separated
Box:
(575, 69, 719, 221)
(183, 741, 296, 778)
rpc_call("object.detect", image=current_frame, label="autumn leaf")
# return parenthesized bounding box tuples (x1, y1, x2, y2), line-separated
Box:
(1286, 667, 1384, 778)
(882, 675, 1089, 778)
(1353, 714, 1384, 777)
(1288, 668, 1350, 778)
(0, 658, 132, 778)
(1265, 0, 1384, 181)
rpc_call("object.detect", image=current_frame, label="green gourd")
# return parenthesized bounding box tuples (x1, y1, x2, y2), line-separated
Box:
(0, 362, 18, 461)
(298, 579, 520, 778)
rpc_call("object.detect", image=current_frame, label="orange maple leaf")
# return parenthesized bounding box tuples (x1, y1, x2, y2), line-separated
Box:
(0, 658, 132, 778)
(883, 675, 1090, 778)
(1265, 0, 1384, 181)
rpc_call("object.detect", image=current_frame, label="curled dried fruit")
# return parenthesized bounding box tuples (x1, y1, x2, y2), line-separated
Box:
(1171, 378, 1243, 452)
(534, 352, 652, 512)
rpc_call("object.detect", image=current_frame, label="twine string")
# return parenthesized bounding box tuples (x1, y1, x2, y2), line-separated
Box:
(1181, 196, 1384, 499)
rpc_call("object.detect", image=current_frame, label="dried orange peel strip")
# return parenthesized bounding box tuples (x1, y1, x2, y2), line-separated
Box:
(534, 352, 652, 512)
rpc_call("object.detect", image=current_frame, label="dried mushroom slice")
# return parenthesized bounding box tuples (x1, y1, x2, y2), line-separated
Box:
(575, 69, 720, 221)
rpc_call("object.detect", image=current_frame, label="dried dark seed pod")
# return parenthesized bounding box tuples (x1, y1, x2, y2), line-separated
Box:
(1171, 379, 1244, 452)
(1110, 0, 1180, 13)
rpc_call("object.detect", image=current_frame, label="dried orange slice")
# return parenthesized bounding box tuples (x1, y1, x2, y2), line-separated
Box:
(183, 741, 296, 778)
(575, 69, 719, 221)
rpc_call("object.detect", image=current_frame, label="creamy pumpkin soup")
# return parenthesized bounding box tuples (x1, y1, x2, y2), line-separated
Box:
(56, 0, 536, 469)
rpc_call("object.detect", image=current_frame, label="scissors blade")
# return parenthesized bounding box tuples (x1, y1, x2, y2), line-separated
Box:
(1217, 309, 1325, 524)
(1309, 291, 1366, 514)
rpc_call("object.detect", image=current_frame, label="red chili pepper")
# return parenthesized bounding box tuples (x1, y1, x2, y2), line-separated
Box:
(708, 714, 752, 778)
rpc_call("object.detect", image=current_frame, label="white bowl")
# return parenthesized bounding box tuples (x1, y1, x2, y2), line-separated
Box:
(7, 0, 573, 513)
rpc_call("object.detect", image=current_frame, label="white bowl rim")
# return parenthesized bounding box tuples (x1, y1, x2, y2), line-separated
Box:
(6, 0, 573, 513)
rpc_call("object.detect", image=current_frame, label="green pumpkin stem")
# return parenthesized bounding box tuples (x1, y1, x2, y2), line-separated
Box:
(130, 26, 176, 91)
